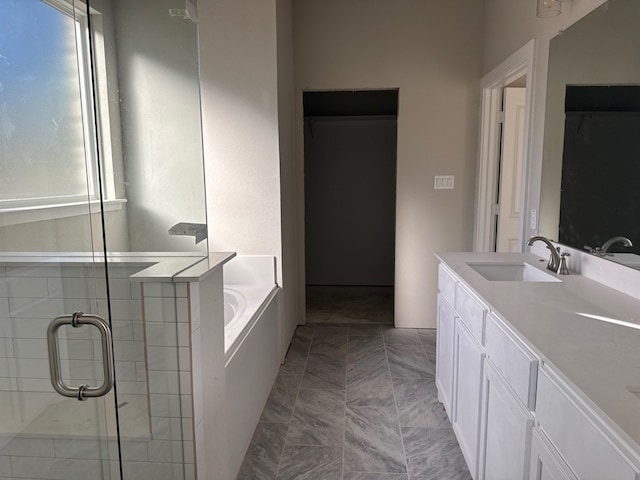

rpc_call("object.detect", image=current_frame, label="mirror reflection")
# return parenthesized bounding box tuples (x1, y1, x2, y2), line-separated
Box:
(539, 0, 640, 269)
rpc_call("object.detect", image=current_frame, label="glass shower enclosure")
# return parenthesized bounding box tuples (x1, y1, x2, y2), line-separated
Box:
(0, 0, 207, 478)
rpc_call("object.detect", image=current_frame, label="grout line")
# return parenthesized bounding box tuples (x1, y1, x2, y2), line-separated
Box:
(341, 325, 348, 480)
(274, 324, 314, 480)
(382, 328, 411, 479)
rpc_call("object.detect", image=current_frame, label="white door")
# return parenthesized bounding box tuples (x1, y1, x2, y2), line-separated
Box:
(496, 87, 526, 252)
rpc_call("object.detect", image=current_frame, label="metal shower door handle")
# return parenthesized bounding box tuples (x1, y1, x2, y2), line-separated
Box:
(47, 312, 114, 400)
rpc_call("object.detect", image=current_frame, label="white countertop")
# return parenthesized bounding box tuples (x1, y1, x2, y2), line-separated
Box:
(436, 252, 640, 454)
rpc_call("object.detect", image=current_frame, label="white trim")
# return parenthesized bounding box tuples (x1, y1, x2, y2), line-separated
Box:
(0, 199, 126, 227)
(474, 40, 537, 253)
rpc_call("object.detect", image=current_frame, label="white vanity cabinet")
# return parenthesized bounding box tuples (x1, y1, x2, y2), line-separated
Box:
(536, 367, 640, 480)
(436, 264, 488, 478)
(435, 257, 640, 480)
(529, 428, 578, 480)
(479, 360, 534, 480)
(436, 293, 456, 413)
(452, 319, 484, 476)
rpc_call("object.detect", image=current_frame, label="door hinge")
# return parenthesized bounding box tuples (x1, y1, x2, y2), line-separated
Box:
(491, 203, 500, 215)
(496, 111, 505, 124)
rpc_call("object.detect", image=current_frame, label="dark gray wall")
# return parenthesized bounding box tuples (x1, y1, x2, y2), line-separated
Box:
(304, 117, 397, 286)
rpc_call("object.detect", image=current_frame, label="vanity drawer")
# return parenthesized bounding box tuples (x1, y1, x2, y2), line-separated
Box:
(454, 282, 486, 344)
(438, 264, 457, 307)
(536, 368, 639, 480)
(484, 313, 538, 409)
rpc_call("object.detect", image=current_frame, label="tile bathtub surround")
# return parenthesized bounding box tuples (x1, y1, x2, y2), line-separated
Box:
(237, 324, 471, 480)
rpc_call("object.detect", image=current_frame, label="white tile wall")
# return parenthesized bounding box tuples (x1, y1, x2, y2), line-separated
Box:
(0, 265, 196, 480)
(11, 456, 103, 480)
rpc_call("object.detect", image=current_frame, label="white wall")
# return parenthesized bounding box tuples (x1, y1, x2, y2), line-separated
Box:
(276, 0, 299, 348)
(114, 0, 207, 253)
(199, 0, 298, 354)
(294, 0, 484, 328)
(482, 0, 608, 245)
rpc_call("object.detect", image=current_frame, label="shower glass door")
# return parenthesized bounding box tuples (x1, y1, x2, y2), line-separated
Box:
(0, 0, 121, 478)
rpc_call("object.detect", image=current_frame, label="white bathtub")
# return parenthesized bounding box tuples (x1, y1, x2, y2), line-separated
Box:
(222, 256, 280, 479)
(224, 285, 278, 361)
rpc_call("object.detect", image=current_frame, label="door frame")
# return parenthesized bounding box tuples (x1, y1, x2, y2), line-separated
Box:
(474, 39, 537, 252)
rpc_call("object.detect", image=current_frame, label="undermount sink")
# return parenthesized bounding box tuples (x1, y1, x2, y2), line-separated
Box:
(467, 262, 562, 282)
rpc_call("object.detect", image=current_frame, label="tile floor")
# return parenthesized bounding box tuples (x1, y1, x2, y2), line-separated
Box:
(305, 287, 394, 324)
(236, 323, 471, 480)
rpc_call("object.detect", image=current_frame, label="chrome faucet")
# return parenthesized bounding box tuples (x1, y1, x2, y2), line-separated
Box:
(599, 236, 633, 256)
(527, 236, 561, 272)
(585, 236, 633, 256)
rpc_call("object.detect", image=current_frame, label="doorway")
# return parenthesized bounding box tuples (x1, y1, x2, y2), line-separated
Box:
(303, 90, 398, 324)
(475, 40, 536, 253)
(495, 83, 526, 252)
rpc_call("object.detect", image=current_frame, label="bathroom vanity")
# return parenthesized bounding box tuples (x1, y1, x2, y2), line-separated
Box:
(435, 252, 640, 480)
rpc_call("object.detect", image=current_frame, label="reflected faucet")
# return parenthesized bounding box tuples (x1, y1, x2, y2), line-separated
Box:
(588, 236, 634, 257)
(527, 236, 561, 272)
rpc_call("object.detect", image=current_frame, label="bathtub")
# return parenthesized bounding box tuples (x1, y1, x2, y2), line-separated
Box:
(222, 256, 280, 479)
(224, 285, 278, 361)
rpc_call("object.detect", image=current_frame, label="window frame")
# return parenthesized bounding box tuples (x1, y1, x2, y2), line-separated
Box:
(0, 0, 121, 223)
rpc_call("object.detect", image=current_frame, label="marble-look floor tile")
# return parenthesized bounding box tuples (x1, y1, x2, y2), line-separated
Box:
(402, 427, 471, 480)
(344, 473, 408, 480)
(280, 342, 310, 377)
(383, 328, 422, 346)
(310, 325, 348, 357)
(392, 376, 449, 428)
(277, 445, 342, 480)
(260, 373, 302, 424)
(344, 406, 406, 474)
(348, 324, 383, 336)
(348, 335, 386, 374)
(292, 324, 316, 343)
(313, 324, 348, 342)
(347, 343, 389, 383)
(348, 334, 385, 355)
(417, 329, 437, 364)
(302, 353, 346, 390)
(416, 328, 436, 345)
(386, 343, 434, 378)
(236, 423, 288, 480)
(347, 374, 395, 408)
(287, 388, 345, 446)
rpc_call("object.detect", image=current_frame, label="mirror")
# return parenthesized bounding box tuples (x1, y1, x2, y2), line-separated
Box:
(539, 0, 640, 269)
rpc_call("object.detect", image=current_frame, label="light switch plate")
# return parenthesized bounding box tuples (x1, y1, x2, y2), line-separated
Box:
(434, 175, 454, 190)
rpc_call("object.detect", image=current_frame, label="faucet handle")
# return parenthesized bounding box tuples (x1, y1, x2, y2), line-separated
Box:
(584, 245, 602, 256)
(557, 252, 570, 275)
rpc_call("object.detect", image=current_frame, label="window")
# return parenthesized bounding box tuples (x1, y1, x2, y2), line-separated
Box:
(0, 0, 106, 212)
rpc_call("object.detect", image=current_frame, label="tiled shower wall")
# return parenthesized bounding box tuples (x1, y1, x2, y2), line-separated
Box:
(0, 263, 196, 480)
(0, 264, 146, 395)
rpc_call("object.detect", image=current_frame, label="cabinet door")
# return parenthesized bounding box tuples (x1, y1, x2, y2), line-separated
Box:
(452, 318, 484, 478)
(529, 428, 578, 480)
(479, 360, 534, 480)
(436, 294, 456, 414)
